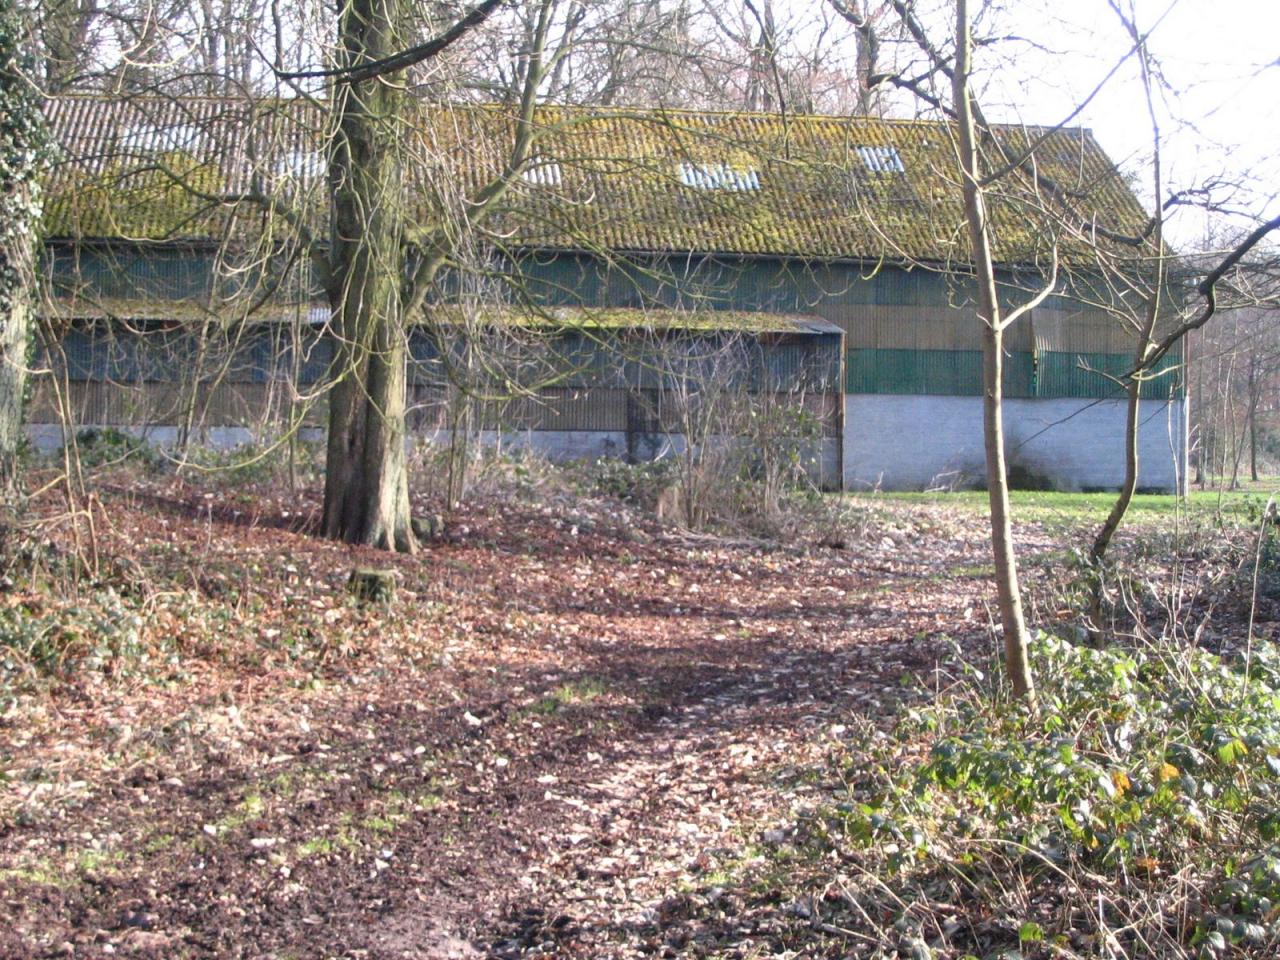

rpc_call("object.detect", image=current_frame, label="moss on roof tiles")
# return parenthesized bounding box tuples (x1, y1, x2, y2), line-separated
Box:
(42, 97, 1150, 266)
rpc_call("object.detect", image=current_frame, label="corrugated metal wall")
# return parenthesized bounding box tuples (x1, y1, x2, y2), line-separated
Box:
(35, 318, 842, 438)
(510, 254, 1181, 401)
(41, 247, 1182, 422)
(1036, 351, 1182, 400)
(846, 348, 1036, 397)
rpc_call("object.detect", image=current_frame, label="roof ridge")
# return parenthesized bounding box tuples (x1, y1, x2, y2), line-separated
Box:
(42, 92, 1092, 136)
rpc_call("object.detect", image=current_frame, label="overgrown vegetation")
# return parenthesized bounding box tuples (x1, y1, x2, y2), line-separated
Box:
(814, 633, 1280, 957)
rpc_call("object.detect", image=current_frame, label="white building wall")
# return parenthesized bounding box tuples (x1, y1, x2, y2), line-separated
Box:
(843, 394, 1187, 493)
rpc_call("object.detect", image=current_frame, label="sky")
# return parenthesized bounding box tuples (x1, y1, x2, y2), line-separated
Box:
(967, 0, 1280, 249)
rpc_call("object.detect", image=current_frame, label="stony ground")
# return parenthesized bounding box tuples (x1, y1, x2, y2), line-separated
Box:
(0, 472, 1065, 959)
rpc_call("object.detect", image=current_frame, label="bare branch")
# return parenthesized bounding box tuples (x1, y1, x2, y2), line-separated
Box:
(1140, 213, 1280, 374)
(278, 0, 505, 83)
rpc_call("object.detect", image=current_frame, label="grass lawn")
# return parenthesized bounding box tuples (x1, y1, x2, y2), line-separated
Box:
(849, 481, 1280, 532)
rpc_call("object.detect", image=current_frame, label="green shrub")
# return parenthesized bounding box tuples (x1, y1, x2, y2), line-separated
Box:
(0, 589, 150, 683)
(184, 437, 323, 487)
(71, 428, 164, 471)
(586, 457, 677, 505)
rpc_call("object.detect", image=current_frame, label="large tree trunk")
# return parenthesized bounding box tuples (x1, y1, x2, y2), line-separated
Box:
(321, 0, 416, 553)
(953, 0, 1034, 701)
(0, 290, 29, 492)
(0, 5, 43, 496)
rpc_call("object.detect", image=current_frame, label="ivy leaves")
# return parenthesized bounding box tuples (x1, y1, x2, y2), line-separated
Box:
(0, 1, 48, 308)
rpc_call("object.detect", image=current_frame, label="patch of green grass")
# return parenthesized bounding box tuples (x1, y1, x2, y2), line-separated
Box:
(675, 853, 750, 894)
(0, 862, 64, 886)
(0, 846, 124, 888)
(298, 790, 444, 856)
(414, 791, 443, 811)
(210, 788, 267, 834)
(142, 832, 177, 854)
(265, 771, 297, 794)
(851, 487, 1276, 536)
(296, 836, 335, 858)
(74, 849, 121, 874)
(944, 562, 994, 579)
(530, 677, 608, 715)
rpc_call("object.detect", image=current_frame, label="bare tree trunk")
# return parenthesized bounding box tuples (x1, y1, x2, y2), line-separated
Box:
(321, 0, 416, 552)
(1092, 377, 1143, 562)
(953, 0, 1033, 701)
(176, 318, 213, 463)
(1247, 354, 1259, 483)
(1093, 294, 1161, 562)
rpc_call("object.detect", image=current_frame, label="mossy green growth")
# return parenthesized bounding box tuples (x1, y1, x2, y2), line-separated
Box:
(47, 153, 225, 239)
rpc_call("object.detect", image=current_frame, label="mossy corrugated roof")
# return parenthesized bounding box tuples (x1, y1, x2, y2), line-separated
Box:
(51, 297, 838, 337)
(42, 96, 1150, 266)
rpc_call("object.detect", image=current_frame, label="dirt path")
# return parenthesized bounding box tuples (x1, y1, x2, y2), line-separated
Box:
(0, 488, 1000, 958)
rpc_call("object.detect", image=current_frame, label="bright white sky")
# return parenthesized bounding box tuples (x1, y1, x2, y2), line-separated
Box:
(967, 0, 1280, 249)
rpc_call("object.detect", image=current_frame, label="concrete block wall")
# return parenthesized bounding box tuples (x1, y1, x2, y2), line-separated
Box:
(28, 423, 843, 490)
(421, 429, 843, 490)
(26, 423, 327, 453)
(843, 394, 1186, 492)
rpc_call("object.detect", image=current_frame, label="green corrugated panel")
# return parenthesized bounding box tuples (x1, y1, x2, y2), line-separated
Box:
(1036, 351, 1183, 399)
(47, 245, 217, 301)
(1005, 350, 1035, 397)
(845, 348, 1035, 397)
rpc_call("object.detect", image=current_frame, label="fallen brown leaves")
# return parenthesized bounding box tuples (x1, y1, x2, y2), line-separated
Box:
(0, 470, 1033, 958)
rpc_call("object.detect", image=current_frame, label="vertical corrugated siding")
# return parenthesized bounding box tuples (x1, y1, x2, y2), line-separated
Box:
(1033, 306, 1134, 354)
(51, 322, 333, 385)
(846, 348, 1035, 397)
(47, 245, 218, 302)
(27, 379, 325, 429)
(1035, 350, 1182, 400)
(39, 314, 841, 436)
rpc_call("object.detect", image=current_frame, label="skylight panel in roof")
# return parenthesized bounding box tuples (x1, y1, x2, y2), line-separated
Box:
(521, 160, 563, 187)
(118, 123, 202, 153)
(856, 145, 905, 174)
(678, 162, 761, 192)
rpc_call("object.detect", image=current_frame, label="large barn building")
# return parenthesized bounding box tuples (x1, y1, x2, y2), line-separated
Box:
(32, 96, 1186, 492)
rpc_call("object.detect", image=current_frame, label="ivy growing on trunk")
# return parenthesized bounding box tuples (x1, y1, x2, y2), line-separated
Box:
(0, 0, 48, 491)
